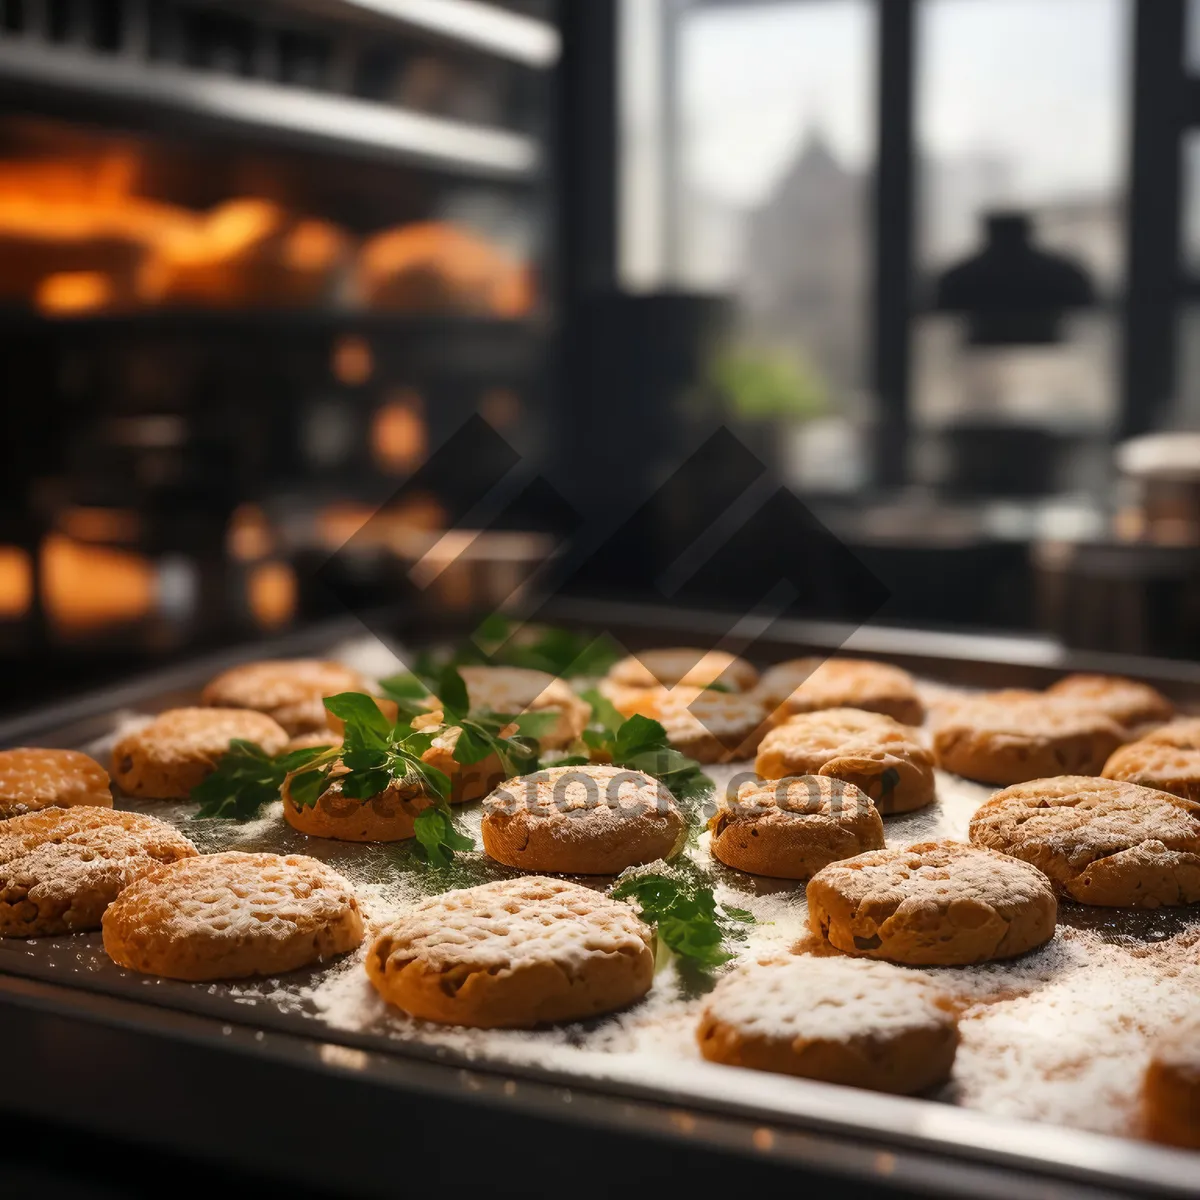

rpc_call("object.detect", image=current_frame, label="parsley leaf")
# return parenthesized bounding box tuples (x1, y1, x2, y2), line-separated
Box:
(278, 694, 472, 865)
(413, 806, 475, 868)
(568, 700, 713, 811)
(378, 665, 545, 783)
(191, 740, 334, 820)
(611, 866, 754, 970)
(405, 619, 621, 679)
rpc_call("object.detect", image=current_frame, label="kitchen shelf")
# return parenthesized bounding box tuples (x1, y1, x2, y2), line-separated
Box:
(0, 40, 540, 180)
(288, 0, 560, 67)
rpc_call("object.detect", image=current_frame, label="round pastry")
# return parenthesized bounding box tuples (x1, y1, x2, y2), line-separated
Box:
(366, 875, 654, 1028)
(605, 648, 758, 694)
(756, 658, 924, 727)
(0, 806, 197, 937)
(755, 708, 935, 814)
(1103, 719, 1200, 803)
(0, 748, 112, 819)
(696, 956, 958, 1094)
(605, 685, 769, 764)
(111, 707, 289, 799)
(420, 722, 515, 805)
(931, 691, 1124, 785)
(807, 839, 1057, 966)
(481, 764, 685, 874)
(200, 659, 371, 735)
(102, 851, 364, 981)
(1143, 1020, 1200, 1149)
(454, 665, 589, 750)
(708, 776, 884, 880)
(1044, 673, 1173, 735)
(969, 776, 1200, 907)
(281, 767, 434, 842)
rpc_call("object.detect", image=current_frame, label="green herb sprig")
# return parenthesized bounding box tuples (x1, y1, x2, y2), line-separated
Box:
(378, 664, 553, 782)
(409, 616, 621, 680)
(557, 692, 714, 809)
(611, 865, 754, 970)
(191, 740, 334, 820)
(285, 692, 473, 866)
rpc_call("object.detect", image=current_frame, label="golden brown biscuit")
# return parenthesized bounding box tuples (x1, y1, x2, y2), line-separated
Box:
(755, 708, 935, 814)
(932, 691, 1124, 785)
(1143, 1020, 1200, 1149)
(696, 957, 958, 1094)
(481, 764, 686, 874)
(1, 806, 197, 937)
(969, 776, 1200, 907)
(366, 875, 654, 1028)
(807, 839, 1057, 966)
(708, 776, 884, 880)
(606, 648, 758, 694)
(420, 722, 512, 804)
(1045, 673, 1174, 734)
(281, 768, 434, 842)
(201, 659, 370, 735)
(102, 851, 364, 980)
(604, 685, 769, 764)
(756, 658, 924, 727)
(112, 707, 289, 799)
(454, 665, 589, 750)
(1103, 719, 1200, 803)
(0, 748, 112, 819)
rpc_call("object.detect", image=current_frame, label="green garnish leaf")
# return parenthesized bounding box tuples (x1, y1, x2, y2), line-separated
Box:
(575, 702, 713, 811)
(435, 665, 471, 721)
(323, 692, 392, 746)
(191, 740, 333, 821)
(413, 805, 475, 868)
(580, 688, 624, 737)
(611, 867, 753, 970)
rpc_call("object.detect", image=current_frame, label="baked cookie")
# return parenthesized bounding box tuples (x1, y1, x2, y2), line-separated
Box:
(0, 807, 197, 937)
(605, 648, 758, 694)
(756, 658, 924, 727)
(604, 685, 769, 764)
(696, 957, 958, 1094)
(969, 776, 1200, 907)
(1045, 673, 1173, 735)
(420, 721, 516, 804)
(709, 776, 883, 880)
(1143, 1020, 1200, 1149)
(454, 665, 589, 750)
(1103, 719, 1200, 803)
(481, 764, 685, 874)
(932, 691, 1124, 785)
(755, 708, 935, 815)
(201, 659, 370, 735)
(0, 748, 112, 819)
(366, 875, 654, 1028)
(807, 840, 1057, 965)
(281, 768, 434, 842)
(102, 851, 364, 980)
(112, 708, 289, 799)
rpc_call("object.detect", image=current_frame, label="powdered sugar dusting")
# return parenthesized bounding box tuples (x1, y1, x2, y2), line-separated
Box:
(7, 645, 1200, 1150)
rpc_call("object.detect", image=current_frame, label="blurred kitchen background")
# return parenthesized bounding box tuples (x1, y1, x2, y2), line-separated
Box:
(0, 0, 1198, 711)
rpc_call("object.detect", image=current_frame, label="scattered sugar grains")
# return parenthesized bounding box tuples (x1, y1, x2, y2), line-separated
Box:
(23, 644, 1200, 1142)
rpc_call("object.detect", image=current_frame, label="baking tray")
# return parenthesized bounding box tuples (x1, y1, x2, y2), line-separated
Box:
(3, 606, 1200, 1200)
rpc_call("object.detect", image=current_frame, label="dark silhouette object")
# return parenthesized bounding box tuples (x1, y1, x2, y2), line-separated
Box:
(934, 212, 1096, 346)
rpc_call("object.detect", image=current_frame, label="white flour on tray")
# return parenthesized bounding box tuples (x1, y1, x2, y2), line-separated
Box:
(62, 641, 1200, 1140)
